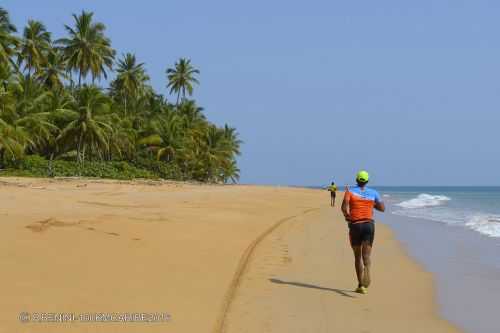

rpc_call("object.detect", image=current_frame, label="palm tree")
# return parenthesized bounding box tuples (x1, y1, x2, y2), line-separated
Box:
(13, 74, 47, 117)
(200, 125, 241, 183)
(0, 117, 32, 165)
(106, 115, 137, 161)
(56, 85, 112, 163)
(1, 71, 59, 157)
(221, 158, 240, 184)
(111, 53, 149, 114)
(0, 60, 17, 118)
(220, 125, 242, 183)
(57, 10, 115, 86)
(166, 58, 199, 104)
(222, 124, 242, 156)
(176, 99, 205, 128)
(204, 125, 232, 182)
(0, 8, 16, 33)
(17, 20, 51, 77)
(182, 125, 231, 182)
(139, 110, 183, 163)
(42, 89, 74, 161)
(0, 7, 19, 68)
(15, 112, 59, 155)
(36, 48, 68, 91)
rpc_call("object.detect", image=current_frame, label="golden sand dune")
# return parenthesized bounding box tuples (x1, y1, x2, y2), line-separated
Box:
(0, 178, 460, 333)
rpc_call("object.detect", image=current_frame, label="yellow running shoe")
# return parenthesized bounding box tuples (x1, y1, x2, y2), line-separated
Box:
(355, 286, 368, 294)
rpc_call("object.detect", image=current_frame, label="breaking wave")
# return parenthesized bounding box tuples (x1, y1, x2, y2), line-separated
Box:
(395, 194, 451, 209)
(465, 214, 500, 238)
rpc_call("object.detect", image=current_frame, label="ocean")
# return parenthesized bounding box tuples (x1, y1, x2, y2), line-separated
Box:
(376, 186, 500, 238)
(372, 186, 500, 333)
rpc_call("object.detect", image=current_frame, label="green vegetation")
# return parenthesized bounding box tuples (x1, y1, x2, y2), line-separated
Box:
(0, 8, 241, 182)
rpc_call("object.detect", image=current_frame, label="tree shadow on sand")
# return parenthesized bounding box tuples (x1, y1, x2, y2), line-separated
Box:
(269, 278, 356, 298)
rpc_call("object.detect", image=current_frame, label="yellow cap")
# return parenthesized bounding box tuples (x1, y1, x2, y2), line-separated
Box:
(356, 170, 369, 182)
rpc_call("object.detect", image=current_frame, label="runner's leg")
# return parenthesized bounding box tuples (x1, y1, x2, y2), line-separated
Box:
(352, 245, 364, 287)
(361, 242, 372, 287)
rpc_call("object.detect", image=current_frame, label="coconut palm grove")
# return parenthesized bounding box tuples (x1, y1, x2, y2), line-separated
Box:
(0, 8, 241, 182)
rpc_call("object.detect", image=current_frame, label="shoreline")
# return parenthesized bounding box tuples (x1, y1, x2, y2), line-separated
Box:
(382, 209, 500, 333)
(0, 177, 460, 332)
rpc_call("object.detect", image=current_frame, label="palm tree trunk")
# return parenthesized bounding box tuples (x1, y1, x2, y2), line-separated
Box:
(24, 66, 32, 98)
(77, 133, 83, 164)
(176, 91, 180, 106)
(77, 145, 81, 163)
(0, 148, 4, 169)
(48, 152, 54, 177)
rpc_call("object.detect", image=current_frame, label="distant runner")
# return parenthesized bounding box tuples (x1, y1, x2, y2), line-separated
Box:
(327, 182, 337, 206)
(341, 171, 385, 294)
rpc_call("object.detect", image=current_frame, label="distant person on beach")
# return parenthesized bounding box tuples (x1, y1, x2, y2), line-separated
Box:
(341, 171, 385, 294)
(328, 182, 337, 206)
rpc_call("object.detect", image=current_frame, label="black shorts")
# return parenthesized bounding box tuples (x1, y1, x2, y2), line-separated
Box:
(349, 221, 375, 246)
(330, 192, 336, 197)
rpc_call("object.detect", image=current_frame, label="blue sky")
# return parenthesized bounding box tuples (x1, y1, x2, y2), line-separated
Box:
(4, 1, 500, 186)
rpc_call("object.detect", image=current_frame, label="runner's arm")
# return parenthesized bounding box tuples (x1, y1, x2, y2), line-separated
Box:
(374, 191, 385, 212)
(374, 200, 385, 212)
(341, 188, 351, 221)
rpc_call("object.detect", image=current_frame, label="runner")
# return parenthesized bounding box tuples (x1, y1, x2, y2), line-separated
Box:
(341, 171, 385, 294)
(327, 182, 337, 206)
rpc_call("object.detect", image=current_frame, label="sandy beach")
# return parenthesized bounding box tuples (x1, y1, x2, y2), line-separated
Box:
(0, 178, 460, 333)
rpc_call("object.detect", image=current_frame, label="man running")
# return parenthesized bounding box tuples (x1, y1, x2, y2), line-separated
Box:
(341, 171, 385, 294)
(328, 182, 337, 206)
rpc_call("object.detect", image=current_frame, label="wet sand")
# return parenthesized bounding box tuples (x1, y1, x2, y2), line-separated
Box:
(383, 211, 500, 333)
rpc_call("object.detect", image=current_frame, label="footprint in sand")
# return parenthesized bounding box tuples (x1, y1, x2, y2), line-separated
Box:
(78, 201, 152, 209)
(26, 218, 120, 238)
(25, 218, 74, 233)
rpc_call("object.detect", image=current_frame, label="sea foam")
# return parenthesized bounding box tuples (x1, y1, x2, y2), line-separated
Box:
(393, 195, 500, 238)
(465, 214, 500, 238)
(395, 194, 451, 209)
